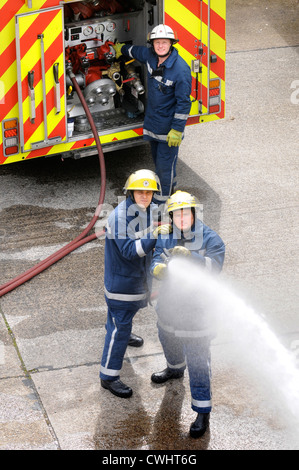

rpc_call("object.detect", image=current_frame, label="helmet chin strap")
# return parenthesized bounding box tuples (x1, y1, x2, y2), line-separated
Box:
(152, 44, 173, 60)
(157, 50, 171, 58)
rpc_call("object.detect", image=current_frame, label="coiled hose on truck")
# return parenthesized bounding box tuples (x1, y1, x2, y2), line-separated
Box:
(0, 74, 106, 298)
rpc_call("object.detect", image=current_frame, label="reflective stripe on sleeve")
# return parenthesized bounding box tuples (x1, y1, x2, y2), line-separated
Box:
(174, 113, 189, 121)
(205, 257, 213, 271)
(135, 239, 146, 257)
(128, 46, 134, 58)
(143, 129, 168, 141)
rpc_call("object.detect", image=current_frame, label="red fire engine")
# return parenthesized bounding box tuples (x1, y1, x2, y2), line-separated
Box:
(0, 0, 226, 165)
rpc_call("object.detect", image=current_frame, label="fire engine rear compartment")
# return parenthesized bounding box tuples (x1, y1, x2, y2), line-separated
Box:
(14, 1, 162, 158)
(2, 0, 225, 164)
(63, 1, 156, 144)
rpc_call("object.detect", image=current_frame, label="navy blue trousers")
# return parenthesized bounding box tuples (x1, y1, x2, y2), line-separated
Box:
(150, 141, 179, 205)
(157, 325, 212, 413)
(100, 302, 139, 381)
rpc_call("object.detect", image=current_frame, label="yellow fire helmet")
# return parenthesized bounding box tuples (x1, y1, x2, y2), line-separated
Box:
(167, 190, 199, 213)
(124, 169, 161, 193)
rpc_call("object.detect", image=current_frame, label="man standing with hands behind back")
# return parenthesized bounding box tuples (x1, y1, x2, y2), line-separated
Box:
(113, 25, 192, 207)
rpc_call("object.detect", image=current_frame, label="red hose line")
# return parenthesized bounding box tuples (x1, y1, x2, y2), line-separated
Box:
(0, 75, 106, 298)
(0, 231, 104, 297)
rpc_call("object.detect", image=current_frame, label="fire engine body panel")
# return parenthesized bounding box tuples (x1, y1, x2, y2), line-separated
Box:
(0, 0, 226, 165)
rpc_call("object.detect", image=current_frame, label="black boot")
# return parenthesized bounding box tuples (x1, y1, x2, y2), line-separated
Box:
(101, 379, 133, 398)
(151, 367, 184, 384)
(128, 333, 144, 347)
(190, 413, 210, 438)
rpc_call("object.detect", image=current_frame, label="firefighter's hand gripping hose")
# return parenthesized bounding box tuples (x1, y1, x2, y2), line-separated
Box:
(0, 73, 106, 298)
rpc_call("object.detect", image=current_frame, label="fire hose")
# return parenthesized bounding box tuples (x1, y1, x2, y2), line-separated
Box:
(0, 72, 106, 298)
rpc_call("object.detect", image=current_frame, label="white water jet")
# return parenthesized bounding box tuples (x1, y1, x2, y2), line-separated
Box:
(158, 257, 299, 446)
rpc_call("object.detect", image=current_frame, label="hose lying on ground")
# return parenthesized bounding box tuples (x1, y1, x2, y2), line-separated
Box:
(0, 74, 106, 298)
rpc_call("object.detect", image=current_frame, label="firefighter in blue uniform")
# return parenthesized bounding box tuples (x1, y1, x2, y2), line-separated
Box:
(151, 191, 225, 438)
(113, 25, 192, 206)
(100, 169, 171, 398)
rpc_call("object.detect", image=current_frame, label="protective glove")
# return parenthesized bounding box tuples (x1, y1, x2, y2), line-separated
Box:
(112, 42, 125, 59)
(166, 129, 183, 147)
(171, 246, 191, 257)
(153, 224, 172, 239)
(153, 263, 167, 280)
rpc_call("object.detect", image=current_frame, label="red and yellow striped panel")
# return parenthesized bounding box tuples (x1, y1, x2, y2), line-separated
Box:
(164, 0, 226, 124)
(0, 0, 62, 164)
(16, 6, 66, 151)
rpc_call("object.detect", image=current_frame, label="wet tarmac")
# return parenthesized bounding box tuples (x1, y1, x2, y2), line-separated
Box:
(0, 0, 299, 452)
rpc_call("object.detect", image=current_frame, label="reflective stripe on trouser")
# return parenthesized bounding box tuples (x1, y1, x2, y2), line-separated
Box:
(100, 304, 139, 381)
(150, 141, 178, 205)
(157, 324, 212, 413)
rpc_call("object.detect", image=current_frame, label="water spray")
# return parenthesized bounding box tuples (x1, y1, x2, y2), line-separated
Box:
(158, 257, 299, 446)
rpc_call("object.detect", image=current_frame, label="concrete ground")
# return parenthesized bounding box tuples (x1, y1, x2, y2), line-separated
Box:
(0, 0, 298, 451)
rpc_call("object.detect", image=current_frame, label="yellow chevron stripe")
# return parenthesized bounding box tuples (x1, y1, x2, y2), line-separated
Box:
(0, 25, 15, 57)
(19, 10, 63, 81)
(207, 0, 226, 21)
(211, 33, 225, 62)
(0, 81, 4, 104)
(22, 51, 65, 138)
(17, 8, 65, 150)
(201, 113, 221, 123)
(0, 2, 25, 56)
(48, 109, 66, 141)
(0, 11, 43, 103)
(166, 0, 225, 37)
(0, 3, 25, 101)
(167, 4, 225, 63)
(18, 10, 38, 38)
(175, 43, 203, 116)
(0, 60, 17, 96)
(173, 38, 225, 116)
(165, 0, 199, 36)
(0, 102, 18, 122)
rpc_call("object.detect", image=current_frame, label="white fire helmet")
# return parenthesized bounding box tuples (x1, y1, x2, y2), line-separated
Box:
(147, 24, 179, 44)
